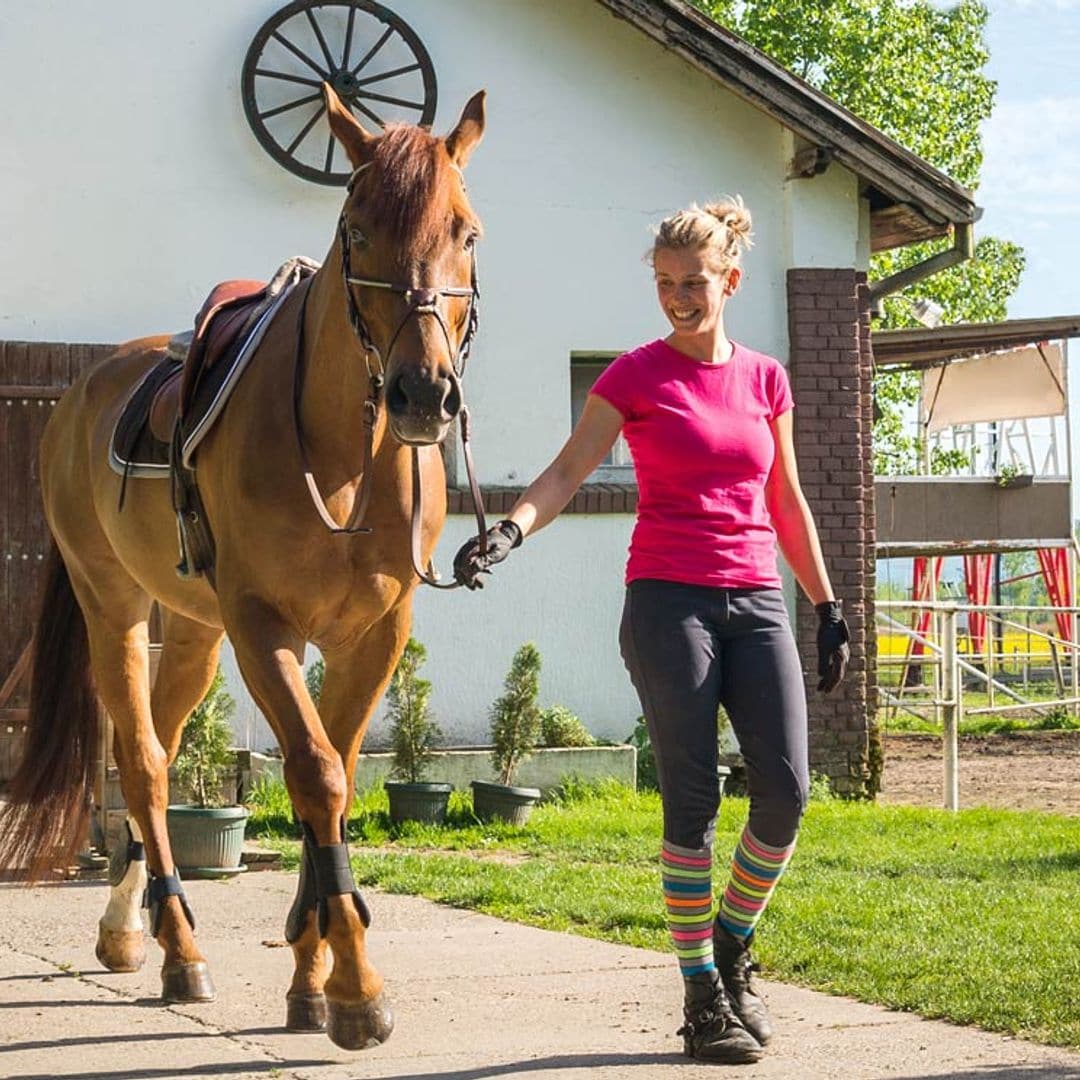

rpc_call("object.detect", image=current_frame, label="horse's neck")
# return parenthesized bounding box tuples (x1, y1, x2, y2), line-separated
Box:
(297, 265, 399, 485)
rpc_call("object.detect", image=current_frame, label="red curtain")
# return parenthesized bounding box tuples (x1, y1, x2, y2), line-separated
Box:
(1037, 548, 1074, 643)
(911, 556, 945, 654)
(963, 554, 994, 657)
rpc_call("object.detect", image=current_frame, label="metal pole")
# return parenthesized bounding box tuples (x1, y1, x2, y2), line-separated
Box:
(942, 607, 960, 812)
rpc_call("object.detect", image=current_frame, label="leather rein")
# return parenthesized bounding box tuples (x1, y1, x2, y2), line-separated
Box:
(292, 161, 487, 588)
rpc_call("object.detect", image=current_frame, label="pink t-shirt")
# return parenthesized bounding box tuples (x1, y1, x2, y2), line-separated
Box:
(590, 338, 793, 588)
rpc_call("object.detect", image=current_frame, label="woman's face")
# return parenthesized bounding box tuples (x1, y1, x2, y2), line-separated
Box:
(653, 246, 739, 338)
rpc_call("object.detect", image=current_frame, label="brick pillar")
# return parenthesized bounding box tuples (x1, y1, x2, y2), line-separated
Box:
(786, 269, 878, 796)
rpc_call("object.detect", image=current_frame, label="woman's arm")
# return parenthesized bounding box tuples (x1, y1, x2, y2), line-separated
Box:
(505, 394, 625, 538)
(764, 410, 835, 605)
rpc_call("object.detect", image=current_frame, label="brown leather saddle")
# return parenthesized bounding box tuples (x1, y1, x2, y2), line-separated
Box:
(109, 257, 320, 581)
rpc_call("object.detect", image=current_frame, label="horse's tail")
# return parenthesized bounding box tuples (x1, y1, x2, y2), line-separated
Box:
(0, 543, 99, 880)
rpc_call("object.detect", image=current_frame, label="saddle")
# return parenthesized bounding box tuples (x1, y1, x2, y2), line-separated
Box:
(109, 257, 321, 582)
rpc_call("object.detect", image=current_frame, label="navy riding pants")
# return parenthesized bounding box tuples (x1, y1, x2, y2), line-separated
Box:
(619, 580, 810, 850)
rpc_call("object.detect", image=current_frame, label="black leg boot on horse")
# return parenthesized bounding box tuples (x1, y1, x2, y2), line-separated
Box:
(713, 924, 773, 1045)
(679, 971, 763, 1064)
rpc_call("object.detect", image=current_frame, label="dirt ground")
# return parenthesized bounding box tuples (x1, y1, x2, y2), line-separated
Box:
(879, 730, 1080, 815)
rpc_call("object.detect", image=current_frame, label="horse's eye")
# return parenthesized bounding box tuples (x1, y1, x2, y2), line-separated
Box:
(464, 231, 478, 251)
(349, 227, 369, 249)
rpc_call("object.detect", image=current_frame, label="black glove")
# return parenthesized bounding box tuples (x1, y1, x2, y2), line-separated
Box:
(816, 600, 850, 693)
(453, 519, 523, 590)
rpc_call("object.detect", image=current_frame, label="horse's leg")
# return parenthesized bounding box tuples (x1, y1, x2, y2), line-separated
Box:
(224, 599, 393, 1050)
(94, 608, 224, 975)
(78, 586, 215, 1002)
(284, 611, 411, 1035)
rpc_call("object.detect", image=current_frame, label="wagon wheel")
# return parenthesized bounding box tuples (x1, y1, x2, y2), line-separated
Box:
(241, 0, 437, 186)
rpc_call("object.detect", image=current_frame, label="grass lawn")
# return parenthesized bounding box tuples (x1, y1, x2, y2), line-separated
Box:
(247, 778, 1080, 1049)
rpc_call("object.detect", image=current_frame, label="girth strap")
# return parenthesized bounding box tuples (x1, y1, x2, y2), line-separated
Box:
(285, 822, 371, 943)
(143, 872, 196, 939)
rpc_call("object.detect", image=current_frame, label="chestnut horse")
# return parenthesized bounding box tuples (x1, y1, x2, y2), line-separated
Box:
(0, 86, 485, 1050)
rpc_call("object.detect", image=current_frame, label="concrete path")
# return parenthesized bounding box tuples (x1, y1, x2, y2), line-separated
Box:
(1, 871, 1077, 1080)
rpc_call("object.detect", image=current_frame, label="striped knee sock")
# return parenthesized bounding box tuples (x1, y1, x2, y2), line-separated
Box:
(717, 827, 796, 940)
(661, 840, 715, 977)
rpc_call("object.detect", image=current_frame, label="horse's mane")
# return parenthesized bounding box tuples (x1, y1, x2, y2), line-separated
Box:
(366, 125, 455, 249)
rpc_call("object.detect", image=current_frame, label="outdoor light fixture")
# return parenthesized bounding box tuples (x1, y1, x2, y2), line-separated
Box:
(910, 297, 945, 329)
(870, 293, 946, 327)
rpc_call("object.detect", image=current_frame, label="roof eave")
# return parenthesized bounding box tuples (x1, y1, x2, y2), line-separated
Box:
(873, 316, 1080, 370)
(596, 0, 979, 247)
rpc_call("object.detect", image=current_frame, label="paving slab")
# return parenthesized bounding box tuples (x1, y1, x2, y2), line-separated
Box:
(1, 871, 1077, 1080)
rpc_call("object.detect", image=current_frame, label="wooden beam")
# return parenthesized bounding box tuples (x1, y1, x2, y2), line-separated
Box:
(0, 385, 67, 399)
(0, 641, 31, 710)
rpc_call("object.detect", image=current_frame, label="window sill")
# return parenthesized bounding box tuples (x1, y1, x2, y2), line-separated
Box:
(447, 482, 638, 515)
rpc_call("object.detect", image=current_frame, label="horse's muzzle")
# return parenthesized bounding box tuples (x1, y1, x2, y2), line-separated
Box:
(385, 368, 461, 445)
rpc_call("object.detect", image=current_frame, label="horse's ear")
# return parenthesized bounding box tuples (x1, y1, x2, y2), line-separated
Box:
(323, 83, 376, 168)
(445, 91, 486, 168)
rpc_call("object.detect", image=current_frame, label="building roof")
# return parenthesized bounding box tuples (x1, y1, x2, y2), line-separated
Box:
(873, 316, 1080, 370)
(595, 0, 980, 251)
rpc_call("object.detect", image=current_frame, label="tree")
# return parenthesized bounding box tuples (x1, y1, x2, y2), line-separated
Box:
(489, 644, 543, 786)
(691, 0, 1026, 472)
(386, 638, 442, 783)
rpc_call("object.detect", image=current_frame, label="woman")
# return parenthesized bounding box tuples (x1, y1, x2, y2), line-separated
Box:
(453, 199, 850, 1064)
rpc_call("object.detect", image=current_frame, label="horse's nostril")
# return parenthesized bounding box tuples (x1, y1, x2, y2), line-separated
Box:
(387, 377, 409, 416)
(442, 378, 462, 421)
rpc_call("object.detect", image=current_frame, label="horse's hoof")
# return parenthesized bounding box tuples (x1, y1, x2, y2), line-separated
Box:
(326, 993, 394, 1050)
(95, 925, 146, 973)
(286, 991, 328, 1032)
(161, 961, 216, 1003)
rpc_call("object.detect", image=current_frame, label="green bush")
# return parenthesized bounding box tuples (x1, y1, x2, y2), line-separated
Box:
(387, 638, 443, 783)
(175, 667, 236, 808)
(626, 716, 658, 791)
(490, 644, 542, 785)
(305, 657, 325, 707)
(540, 705, 596, 748)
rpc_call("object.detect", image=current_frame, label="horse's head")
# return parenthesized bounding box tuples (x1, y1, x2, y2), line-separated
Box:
(324, 85, 486, 446)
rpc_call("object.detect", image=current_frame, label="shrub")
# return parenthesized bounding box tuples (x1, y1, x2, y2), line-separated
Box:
(490, 644, 542, 785)
(540, 705, 596, 748)
(627, 716, 658, 791)
(305, 657, 325, 707)
(387, 639, 442, 783)
(175, 667, 236, 808)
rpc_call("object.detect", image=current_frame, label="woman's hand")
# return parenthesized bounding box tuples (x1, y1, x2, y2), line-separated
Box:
(453, 520, 522, 590)
(815, 600, 850, 692)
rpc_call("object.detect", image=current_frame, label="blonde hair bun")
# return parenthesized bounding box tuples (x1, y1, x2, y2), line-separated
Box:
(650, 195, 753, 269)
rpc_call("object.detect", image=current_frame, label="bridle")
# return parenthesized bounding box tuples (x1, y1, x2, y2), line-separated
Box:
(292, 160, 487, 588)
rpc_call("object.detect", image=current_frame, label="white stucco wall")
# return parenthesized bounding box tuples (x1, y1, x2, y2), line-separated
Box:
(2, 0, 864, 750)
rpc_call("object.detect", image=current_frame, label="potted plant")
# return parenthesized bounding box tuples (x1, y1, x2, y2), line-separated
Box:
(472, 643, 543, 824)
(166, 667, 249, 877)
(384, 638, 453, 825)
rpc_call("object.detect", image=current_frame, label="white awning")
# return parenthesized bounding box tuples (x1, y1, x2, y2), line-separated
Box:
(920, 343, 1065, 432)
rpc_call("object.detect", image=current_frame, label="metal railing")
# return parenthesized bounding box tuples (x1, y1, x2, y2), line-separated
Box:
(876, 600, 1080, 810)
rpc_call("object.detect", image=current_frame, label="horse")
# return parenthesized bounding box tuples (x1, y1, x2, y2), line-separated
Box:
(0, 84, 486, 1051)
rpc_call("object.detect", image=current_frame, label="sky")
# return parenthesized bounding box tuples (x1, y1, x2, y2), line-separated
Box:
(979, 0, 1080, 320)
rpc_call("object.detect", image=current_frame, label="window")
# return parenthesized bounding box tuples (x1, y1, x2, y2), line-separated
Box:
(570, 353, 633, 479)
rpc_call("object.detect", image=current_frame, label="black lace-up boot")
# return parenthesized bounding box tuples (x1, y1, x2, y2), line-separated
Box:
(712, 925, 773, 1045)
(678, 971, 763, 1063)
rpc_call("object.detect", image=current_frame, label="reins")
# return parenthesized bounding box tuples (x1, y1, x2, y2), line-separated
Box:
(292, 160, 487, 587)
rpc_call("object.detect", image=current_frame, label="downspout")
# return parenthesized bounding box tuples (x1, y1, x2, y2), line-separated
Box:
(868, 222, 975, 314)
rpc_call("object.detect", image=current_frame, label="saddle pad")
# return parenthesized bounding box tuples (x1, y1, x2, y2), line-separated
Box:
(108, 357, 182, 478)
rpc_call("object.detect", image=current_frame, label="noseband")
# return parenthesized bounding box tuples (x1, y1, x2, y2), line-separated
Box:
(293, 160, 487, 587)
